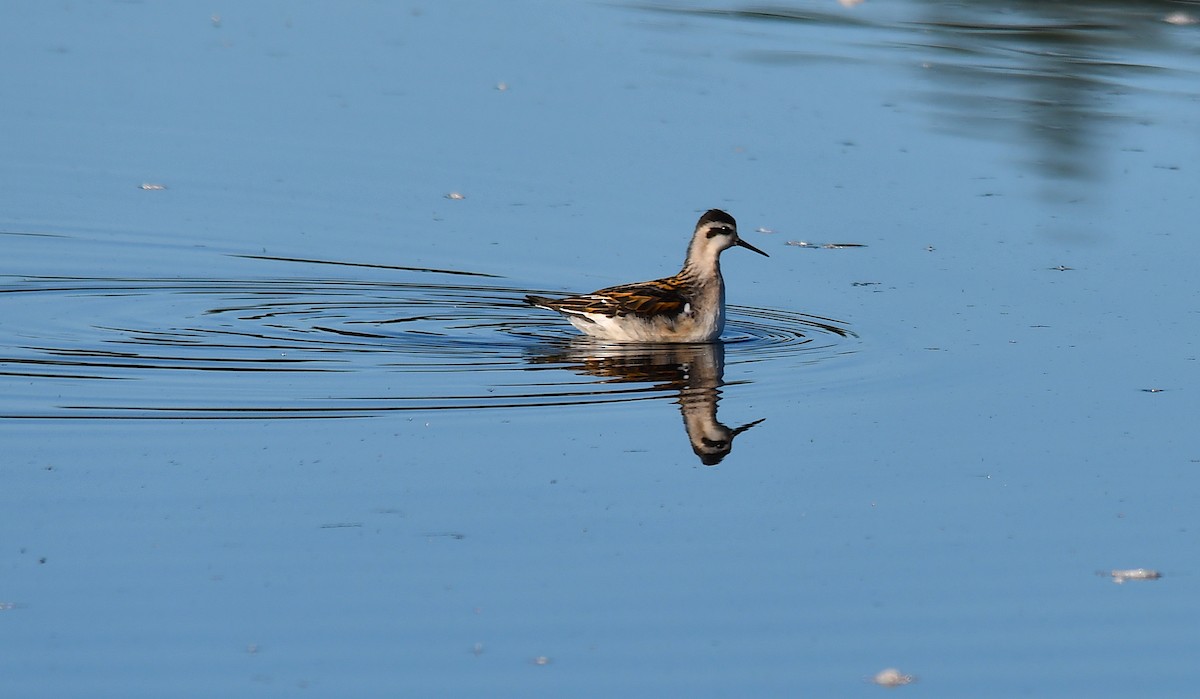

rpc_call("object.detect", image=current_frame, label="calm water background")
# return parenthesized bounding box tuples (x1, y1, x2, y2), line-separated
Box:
(3, 1, 1198, 696)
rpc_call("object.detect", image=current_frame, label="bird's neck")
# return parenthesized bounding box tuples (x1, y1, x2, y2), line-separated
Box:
(680, 239, 723, 285)
(679, 257, 725, 307)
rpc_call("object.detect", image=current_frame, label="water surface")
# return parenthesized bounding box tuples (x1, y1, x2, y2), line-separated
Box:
(2, 1, 1198, 697)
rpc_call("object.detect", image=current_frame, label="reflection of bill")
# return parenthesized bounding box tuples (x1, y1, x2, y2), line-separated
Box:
(677, 343, 764, 465)
(528, 340, 763, 466)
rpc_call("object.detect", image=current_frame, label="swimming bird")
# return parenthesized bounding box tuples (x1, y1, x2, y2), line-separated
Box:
(526, 209, 768, 342)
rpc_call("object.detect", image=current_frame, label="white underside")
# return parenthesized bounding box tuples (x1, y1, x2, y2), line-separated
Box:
(564, 306, 724, 343)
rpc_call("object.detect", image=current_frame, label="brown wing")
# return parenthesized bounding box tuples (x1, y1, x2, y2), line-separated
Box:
(592, 277, 690, 318)
(526, 277, 690, 319)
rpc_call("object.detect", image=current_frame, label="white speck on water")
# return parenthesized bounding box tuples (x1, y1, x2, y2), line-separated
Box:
(872, 667, 915, 687)
(1110, 568, 1162, 584)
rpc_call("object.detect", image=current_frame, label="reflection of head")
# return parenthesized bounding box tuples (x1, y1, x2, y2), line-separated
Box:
(690, 417, 765, 466)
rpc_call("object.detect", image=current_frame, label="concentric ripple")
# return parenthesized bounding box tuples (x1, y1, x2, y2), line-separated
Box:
(0, 271, 856, 419)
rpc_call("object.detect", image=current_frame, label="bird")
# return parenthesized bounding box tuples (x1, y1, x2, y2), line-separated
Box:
(525, 209, 768, 342)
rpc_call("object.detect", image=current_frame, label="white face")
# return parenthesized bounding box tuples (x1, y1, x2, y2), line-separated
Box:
(696, 222, 769, 258)
(701, 221, 739, 251)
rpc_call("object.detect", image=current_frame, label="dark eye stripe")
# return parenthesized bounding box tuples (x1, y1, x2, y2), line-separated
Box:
(706, 226, 734, 238)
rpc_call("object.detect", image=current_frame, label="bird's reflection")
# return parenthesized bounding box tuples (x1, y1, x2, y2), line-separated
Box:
(527, 339, 763, 465)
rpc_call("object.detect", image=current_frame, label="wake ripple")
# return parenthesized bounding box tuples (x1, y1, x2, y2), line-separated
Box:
(0, 274, 856, 419)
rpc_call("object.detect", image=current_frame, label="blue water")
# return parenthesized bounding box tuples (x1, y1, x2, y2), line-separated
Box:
(3, 1, 1198, 697)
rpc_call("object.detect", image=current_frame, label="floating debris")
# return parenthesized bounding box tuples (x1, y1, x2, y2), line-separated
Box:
(1050, 265, 1074, 272)
(1164, 12, 1198, 25)
(785, 241, 867, 249)
(445, 192, 466, 200)
(1141, 388, 1165, 393)
(872, 667, 916, 687)
(1110, 568, 1162, 584)
(532, 655, 552, 666)
(423, 531, 466, 540)
(138, 183, 167, 190)
(495, 82, 509, 91)
(755, 227, 776, 234)
(851, 281, 880, 287)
